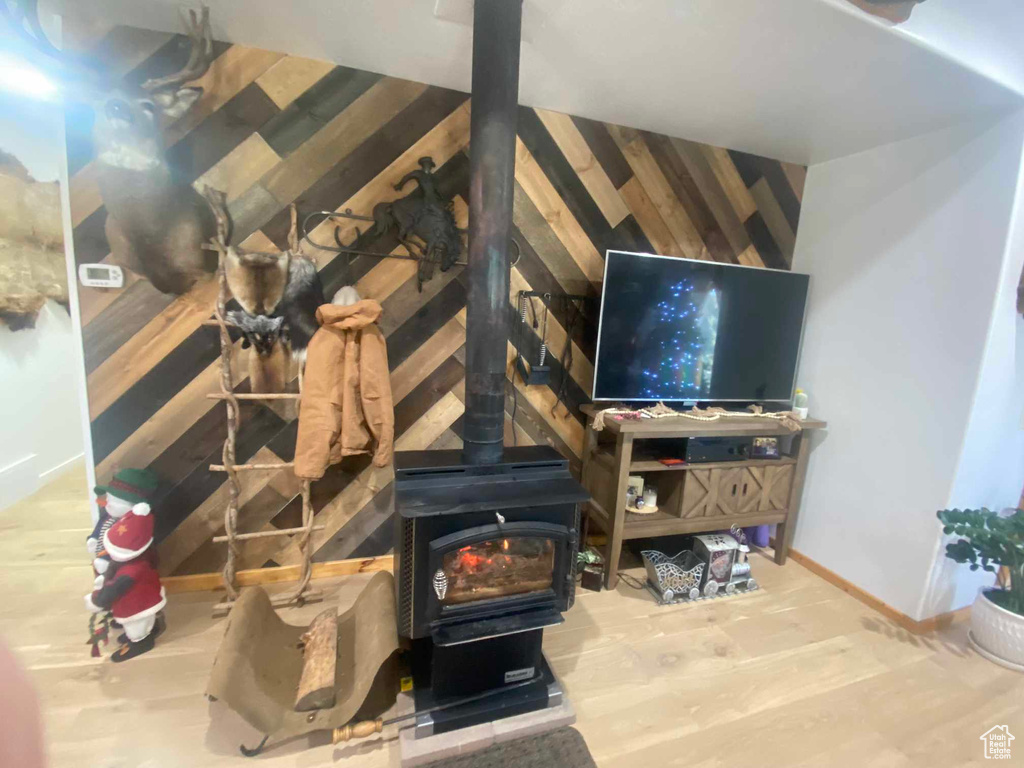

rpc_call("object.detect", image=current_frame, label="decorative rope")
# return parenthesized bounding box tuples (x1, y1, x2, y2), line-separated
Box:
(291, 479, 315, 603)
(592, 402, 803, 432)
(204, 189, 318, 611)
(212, 247, 241, 602)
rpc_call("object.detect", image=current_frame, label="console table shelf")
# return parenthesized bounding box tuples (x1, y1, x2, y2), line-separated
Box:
(592, 451, 799, 474)
(579, 404, 826, 589)
(586, 496, 790, 540)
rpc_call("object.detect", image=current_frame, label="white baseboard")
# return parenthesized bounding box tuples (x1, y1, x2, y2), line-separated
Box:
(39, 452, 85, 482)
(0, 454, 40, 511)
(0, 452, 85, 512)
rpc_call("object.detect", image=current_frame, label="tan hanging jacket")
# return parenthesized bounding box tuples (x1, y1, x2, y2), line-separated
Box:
(294, 300, 394, 479)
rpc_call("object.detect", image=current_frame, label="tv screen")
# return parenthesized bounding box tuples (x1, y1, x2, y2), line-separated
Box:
(593, 251, 809, 403)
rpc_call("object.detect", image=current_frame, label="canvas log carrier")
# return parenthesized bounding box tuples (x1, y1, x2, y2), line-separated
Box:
(206, 571, 399, 743)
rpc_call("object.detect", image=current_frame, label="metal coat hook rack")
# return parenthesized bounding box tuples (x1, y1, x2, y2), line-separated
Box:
(300, 210, 521, 267)
(300, 210, 466, 265)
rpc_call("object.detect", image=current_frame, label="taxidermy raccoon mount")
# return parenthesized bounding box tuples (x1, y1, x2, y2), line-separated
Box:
(226, 311, 282, 356)
(204, 188, 325, 392)
(225, 251, 288, 316)
(226, 311, 287, 393)
(277, 256, 323, 361)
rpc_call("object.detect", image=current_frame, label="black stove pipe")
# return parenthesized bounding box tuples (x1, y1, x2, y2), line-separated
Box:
(462, 0, 523, 465)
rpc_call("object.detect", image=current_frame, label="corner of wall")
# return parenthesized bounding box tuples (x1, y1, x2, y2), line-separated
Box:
(56, 93, 98, 525)
(791, 108, 1024, 623)
(916, 109, 1024, 620)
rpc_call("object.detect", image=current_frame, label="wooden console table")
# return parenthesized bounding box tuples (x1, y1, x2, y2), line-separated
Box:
(579, 404, 826, 589)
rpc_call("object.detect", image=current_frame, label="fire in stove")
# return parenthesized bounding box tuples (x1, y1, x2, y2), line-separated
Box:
(442, 538, 556, 605)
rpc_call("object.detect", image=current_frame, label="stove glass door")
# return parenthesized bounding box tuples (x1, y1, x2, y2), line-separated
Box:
(438, 537, 555, 606)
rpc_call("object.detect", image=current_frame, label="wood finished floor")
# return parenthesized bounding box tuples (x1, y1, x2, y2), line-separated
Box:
(2, 462, 1021, 768)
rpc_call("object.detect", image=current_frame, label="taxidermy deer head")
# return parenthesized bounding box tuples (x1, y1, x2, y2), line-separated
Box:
(88, 8, 219, 296)
(2, 3, 218, 295)
(90, 9, 213, 173)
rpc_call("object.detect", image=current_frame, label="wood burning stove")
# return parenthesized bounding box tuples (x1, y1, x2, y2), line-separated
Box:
(390, 0, 589, 743)
(395, 445, 586, 642)
(393, 446, 587, 732)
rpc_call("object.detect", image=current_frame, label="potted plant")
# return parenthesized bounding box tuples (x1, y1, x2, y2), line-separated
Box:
(937, 507, 1024, 670)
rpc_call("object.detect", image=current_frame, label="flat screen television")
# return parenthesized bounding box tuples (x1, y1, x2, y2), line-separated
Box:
(592, 250, 810, 403)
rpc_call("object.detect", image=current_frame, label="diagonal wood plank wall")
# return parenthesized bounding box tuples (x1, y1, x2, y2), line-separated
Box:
(65, 28, 805, 575)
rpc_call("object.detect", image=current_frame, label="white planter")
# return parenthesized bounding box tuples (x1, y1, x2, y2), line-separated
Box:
(969, 589, 1024, 672)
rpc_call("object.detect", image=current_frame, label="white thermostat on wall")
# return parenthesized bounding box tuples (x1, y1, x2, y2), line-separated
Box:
(78, 263, 124, 288)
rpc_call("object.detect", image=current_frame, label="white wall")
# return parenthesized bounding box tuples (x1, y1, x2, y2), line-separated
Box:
(0, 91, 85, 510)
(64, 0, 1022, 165)
(791, 110, 1024, 621)
(919, 143, 1024, 617)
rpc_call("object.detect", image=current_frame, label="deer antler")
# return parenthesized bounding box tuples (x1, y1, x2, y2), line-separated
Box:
(0, 0, 59, 59)
(141, 6, 214, 92)
(0, 0, 106, 91)
(202, 186, 232, 251)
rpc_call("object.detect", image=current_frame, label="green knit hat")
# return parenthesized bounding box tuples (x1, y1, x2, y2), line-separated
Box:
(94, 468, 159, 505)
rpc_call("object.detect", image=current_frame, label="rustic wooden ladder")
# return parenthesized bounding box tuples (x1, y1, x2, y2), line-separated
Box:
(204, 232, 323, 615)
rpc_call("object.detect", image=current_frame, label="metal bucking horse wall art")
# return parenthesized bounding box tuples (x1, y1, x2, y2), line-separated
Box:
(373, 157, 463, 288)
(303, 155, 467, 292)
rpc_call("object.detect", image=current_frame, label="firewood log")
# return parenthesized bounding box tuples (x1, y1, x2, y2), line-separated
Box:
(294, 607, 338, 711)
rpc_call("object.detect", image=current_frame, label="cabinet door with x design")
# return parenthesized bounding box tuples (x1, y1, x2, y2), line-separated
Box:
(759, 464, 793, 511)
(680, 468, 755, 518)
(679, 466, 781, 519)
(679, 468, 713, 518)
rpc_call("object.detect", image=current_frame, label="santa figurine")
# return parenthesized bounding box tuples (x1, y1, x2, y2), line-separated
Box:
(88, 468, 158, 578)
(84, 502, 166, 662)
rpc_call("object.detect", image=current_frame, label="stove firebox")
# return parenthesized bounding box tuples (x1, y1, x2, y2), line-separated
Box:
(395, 445, 586, 641)
(394, 445, 587, 720)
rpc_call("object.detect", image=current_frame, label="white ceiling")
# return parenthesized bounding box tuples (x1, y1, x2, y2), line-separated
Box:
(52, 0, 1024, 165)
(897, 0, 1024, 97)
